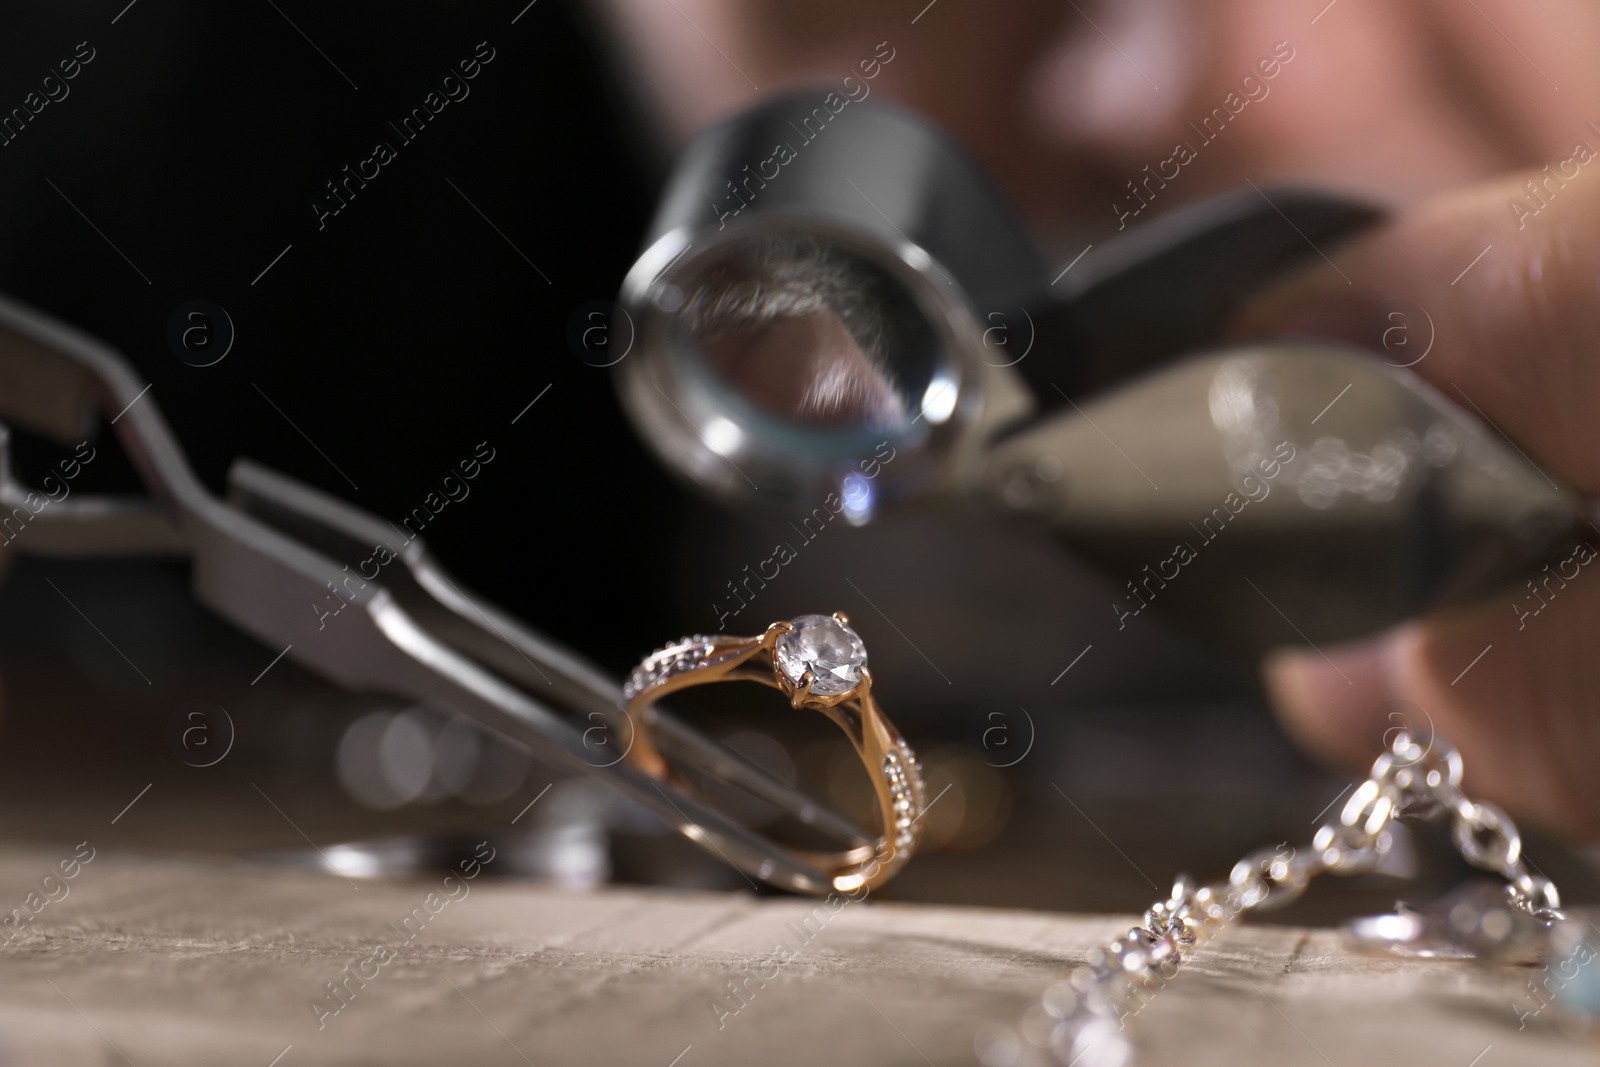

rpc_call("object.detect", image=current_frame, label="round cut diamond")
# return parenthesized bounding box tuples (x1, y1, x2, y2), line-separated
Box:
(775, 614, 867, 697)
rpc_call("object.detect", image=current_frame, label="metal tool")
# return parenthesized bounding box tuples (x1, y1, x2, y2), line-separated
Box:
(0, 291, 868, 895)
(616, 94, 1588, 649)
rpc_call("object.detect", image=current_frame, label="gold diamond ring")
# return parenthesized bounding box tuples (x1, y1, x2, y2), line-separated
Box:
(622, 612, 926, 892)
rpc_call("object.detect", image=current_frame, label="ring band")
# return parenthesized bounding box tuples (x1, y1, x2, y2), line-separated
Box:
(622, 612, 926, 892)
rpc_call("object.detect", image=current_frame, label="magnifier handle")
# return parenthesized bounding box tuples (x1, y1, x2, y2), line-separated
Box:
(1015, 186, 1381, 405)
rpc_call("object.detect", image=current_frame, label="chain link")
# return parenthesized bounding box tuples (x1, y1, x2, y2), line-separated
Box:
(976, 729, 1564, 1067)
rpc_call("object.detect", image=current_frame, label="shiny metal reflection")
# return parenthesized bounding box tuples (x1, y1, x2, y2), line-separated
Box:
(256, 828, 609, 889)
(987, 342, 1583, 647)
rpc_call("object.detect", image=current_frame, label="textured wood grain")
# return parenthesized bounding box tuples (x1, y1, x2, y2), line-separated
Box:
(0, 846, 1590, 1067)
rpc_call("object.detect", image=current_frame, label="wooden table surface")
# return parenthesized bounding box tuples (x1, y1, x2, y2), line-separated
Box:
(0, 846, 1591, 1067)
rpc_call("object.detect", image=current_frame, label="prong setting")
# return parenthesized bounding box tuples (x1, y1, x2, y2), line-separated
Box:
(773, 613, 868, 702)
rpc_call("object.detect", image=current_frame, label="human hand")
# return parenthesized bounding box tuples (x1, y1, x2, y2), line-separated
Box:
(1236, 164, 1600, 840)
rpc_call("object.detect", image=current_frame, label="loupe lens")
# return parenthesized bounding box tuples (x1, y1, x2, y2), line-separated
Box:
(618, 221, 975, 514)
(667, 232, 942, 437)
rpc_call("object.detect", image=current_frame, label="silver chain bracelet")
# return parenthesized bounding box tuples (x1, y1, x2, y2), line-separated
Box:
(976, 730, 1568, 1067)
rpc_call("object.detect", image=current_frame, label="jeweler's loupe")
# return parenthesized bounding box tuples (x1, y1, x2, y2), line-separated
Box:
(615, 94, 1063, 519)
(615, 93, 1379, 522)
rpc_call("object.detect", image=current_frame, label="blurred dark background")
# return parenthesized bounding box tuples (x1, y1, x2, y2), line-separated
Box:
(0, 0, 676, 660)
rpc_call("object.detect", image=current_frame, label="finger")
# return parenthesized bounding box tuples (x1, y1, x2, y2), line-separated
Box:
(1266, 563, 1600, 840)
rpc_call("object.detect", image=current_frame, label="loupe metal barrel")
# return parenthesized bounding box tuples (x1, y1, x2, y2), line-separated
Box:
(616, 93, 1045, 515)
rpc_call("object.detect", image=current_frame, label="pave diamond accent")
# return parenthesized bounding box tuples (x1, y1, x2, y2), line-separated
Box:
(622, 635, 715, 700)
(881, 738, 926, 861)
(774, 614, 867, 697)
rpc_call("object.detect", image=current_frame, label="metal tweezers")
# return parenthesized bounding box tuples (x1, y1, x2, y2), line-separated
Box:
(0, 292, 867, 895)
